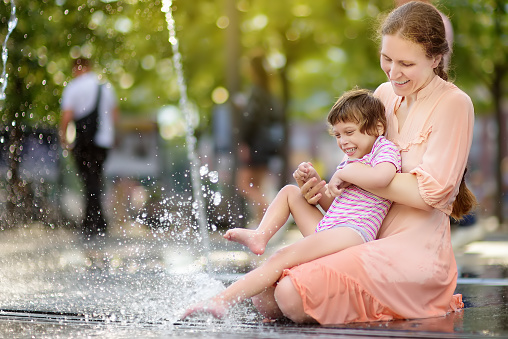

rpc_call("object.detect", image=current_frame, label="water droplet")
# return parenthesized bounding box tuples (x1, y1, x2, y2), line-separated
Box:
(212, 191, 222, 206)
(208, 171, 219, 183)
(199, 164, 209, 177)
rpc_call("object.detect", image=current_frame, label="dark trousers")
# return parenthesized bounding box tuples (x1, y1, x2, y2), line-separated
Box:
(72, 142, 108, 240)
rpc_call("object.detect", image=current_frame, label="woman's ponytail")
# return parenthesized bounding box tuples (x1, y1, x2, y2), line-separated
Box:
(451, 168, 478, 220)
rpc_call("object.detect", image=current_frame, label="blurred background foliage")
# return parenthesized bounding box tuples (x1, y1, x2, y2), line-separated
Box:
(0, 0, 505, 129)
(0, 0, 507, 221)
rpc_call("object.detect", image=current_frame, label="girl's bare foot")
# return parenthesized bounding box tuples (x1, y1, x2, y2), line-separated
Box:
(223, 228, 268, 255)
(181, 299, 229, 320)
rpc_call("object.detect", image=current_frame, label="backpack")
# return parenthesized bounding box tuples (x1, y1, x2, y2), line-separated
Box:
(74, 84, 102, 146)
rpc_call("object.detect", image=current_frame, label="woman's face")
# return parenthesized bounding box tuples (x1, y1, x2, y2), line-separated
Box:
(380, 34, 441, 98)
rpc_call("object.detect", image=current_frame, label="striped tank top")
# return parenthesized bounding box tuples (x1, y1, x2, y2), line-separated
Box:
(315, 136, 401, 242)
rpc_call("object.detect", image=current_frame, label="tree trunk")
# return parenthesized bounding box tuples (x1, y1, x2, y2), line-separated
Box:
(4, 123, 28, 227)
(279, 62, 291, 186)
(225, 0, 241, 189)
(3, 77, 30, 228)
(492, 65, 506, 227)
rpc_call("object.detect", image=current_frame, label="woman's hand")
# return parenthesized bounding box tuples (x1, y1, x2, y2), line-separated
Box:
(299, 177, 327, 205)
(294, 162, 333, 210)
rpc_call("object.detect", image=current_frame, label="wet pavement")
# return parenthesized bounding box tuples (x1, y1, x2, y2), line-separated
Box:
(0, 221, 507, 338)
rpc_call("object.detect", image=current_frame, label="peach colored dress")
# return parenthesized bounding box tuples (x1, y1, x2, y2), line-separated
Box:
(282, 76, 473, 324)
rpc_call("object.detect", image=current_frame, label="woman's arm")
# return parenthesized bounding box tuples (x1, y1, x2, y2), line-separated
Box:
(332, 162, 396, 191)
(341, 162, 431, 211)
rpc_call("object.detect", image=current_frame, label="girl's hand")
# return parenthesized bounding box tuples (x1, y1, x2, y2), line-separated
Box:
(293, 162, 311, 185)
(326, 170, 350, 197)
(293, 163, 308, 185)
(293, 162, 320, 186)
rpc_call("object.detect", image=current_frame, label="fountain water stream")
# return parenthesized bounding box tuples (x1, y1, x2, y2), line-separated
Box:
(0, 0, 17, 102)
(0, 0, 252, 330)
(161, 0, 212, 270)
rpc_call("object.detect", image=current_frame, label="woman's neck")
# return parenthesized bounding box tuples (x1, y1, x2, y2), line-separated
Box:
(405, 73, 436, 105)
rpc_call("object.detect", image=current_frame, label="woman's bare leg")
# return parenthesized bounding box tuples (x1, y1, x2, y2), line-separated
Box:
(224, 185, 323, 255)
(182, 227, 363, 319)
(251, 286, 284, 320)
(274, 277, 317, 323)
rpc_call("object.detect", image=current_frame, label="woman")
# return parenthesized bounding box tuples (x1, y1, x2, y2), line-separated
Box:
(183, 89, 401, 320)
(252, 1, 476, 324)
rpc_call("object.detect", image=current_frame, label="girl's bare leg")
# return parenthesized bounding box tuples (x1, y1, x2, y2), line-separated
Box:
(182, 227, 363, 319)
(224, 185, 322, 255)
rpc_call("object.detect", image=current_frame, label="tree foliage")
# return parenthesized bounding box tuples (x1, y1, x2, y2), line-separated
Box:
(0, 0, 506, 222)
(0, 0, 505, 126)
(0, 0, 397, 129)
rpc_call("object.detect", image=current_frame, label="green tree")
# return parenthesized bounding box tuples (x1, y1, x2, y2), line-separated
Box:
(2, 0, 502, 227)
(0, 0, 177, 224)
(450, 0, 508, 224)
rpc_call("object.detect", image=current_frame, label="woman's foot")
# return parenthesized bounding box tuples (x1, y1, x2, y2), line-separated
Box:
(223, 228, 268, 255)
(181, 299, 229, 320)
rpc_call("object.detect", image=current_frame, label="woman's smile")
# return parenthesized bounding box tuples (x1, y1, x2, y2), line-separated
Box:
(393, 79, 409, 86)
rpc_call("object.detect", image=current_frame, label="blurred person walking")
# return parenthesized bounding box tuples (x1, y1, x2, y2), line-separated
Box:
(59, 58, 119, 245)
(236, 51, 283, 226)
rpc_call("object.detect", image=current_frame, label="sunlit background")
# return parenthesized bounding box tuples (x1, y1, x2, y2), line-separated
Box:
(0, 0, 506, 228)
(0, 0, 507, 335)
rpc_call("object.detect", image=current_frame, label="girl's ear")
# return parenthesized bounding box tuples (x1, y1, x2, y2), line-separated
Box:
(376, 121, 385, 136)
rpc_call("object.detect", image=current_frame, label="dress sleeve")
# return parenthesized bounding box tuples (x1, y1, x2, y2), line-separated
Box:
(409, 90, 474, 213)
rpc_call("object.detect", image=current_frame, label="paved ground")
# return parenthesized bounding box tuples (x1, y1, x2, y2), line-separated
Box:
(0, 219, 507, 338)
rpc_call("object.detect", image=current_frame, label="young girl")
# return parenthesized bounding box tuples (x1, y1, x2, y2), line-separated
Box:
(182, 88, 401, 320)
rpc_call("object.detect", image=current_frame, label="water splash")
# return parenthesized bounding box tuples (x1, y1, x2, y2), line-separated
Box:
(161, 1, 211, 269)
(0, 0, 17, 103)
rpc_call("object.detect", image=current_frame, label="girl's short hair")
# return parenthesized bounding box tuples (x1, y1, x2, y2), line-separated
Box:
(327, 88, 386, 137)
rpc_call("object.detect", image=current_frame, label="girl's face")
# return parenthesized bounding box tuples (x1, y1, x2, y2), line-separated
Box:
(332, 121, 381, 160)
(380, 34, 441, 98)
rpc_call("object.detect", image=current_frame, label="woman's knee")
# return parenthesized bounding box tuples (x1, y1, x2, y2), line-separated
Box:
(251, 287, 284, 320)
(274, 277, 317, 324)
